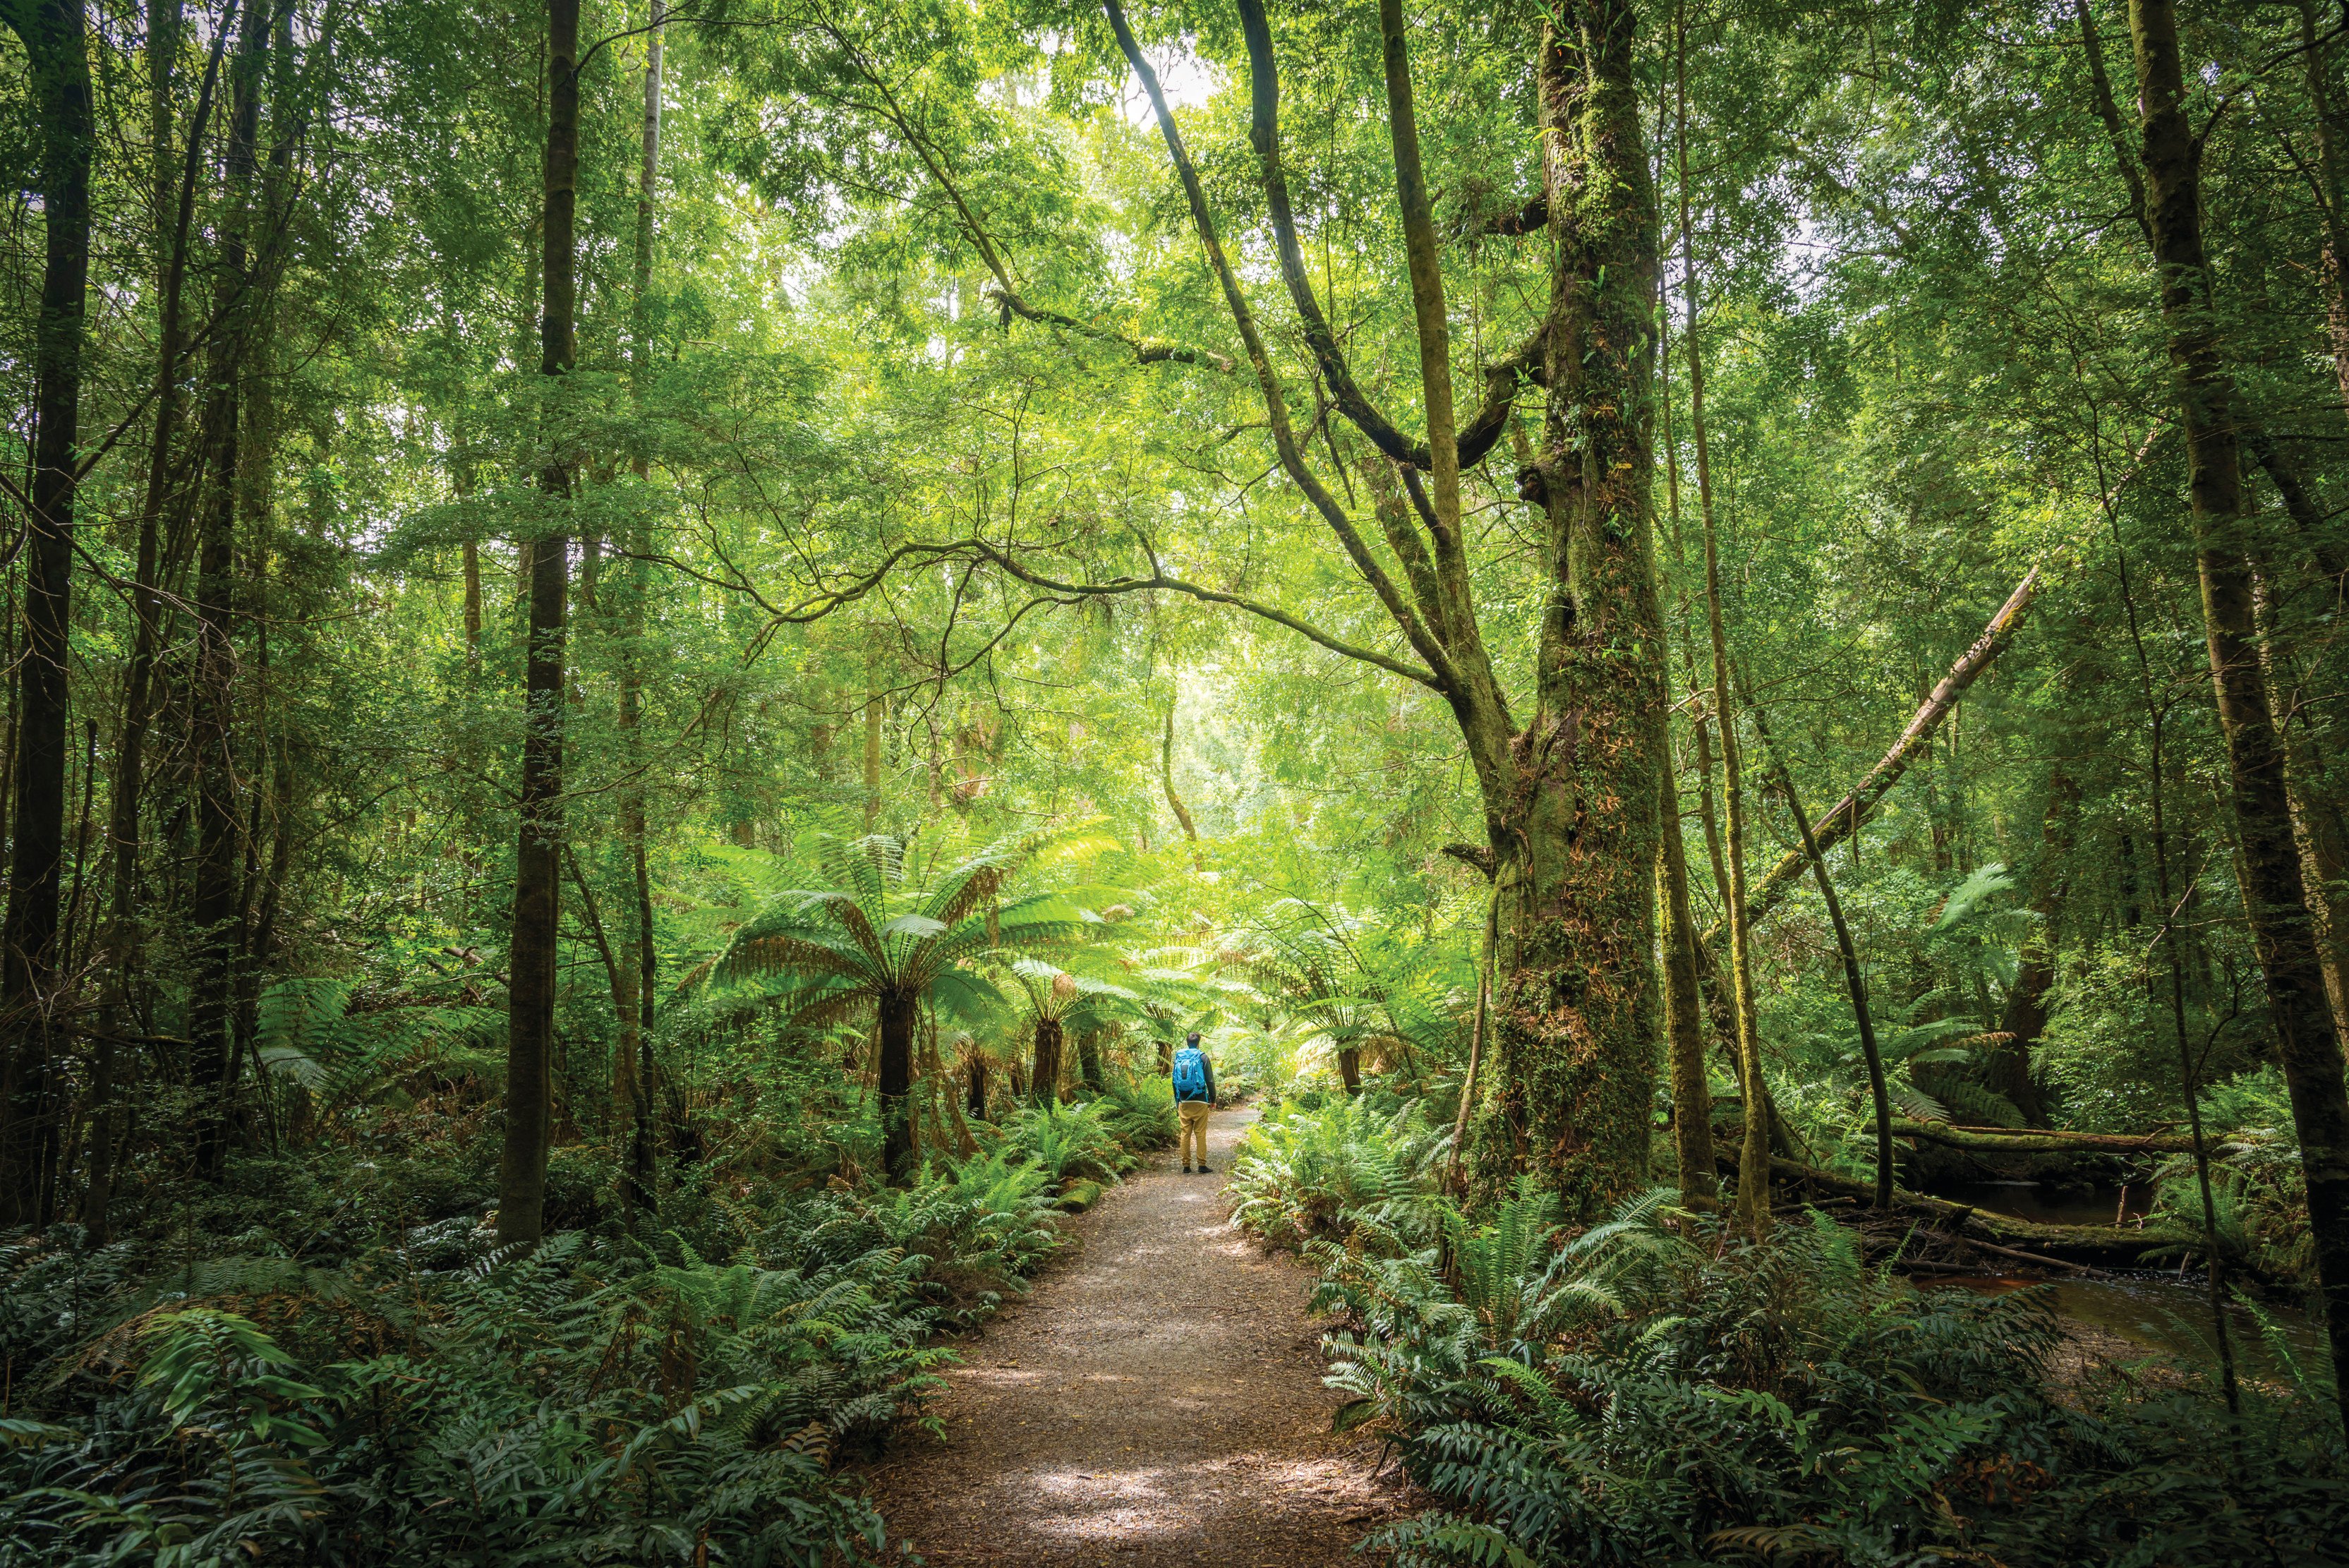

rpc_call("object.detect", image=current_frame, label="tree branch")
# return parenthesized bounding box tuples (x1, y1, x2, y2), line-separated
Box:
(1103, 0, 1461, 699)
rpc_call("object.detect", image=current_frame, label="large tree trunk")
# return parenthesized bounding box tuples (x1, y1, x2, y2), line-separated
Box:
(1030, 1016, 1064, 1107)
(186, 0, 269, 1180)
(1108, 0, 1665, 1215)
(2131, 0, 2349, 1437)
(0, 0, 92, 1227)
(498, 0, 579, 1248)
(1471, 4, 1669, 1218)
(966, 1056, 987, 1121)
(878, 991, 914, 1179)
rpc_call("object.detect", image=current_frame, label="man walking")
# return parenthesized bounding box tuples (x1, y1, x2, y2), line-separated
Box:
(1172, 1030, 1217, 1174)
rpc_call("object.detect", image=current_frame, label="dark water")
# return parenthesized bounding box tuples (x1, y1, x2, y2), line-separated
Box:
(1916, 1181, 2322, 1383)
(1921, 1272, 2322, 1386)
(1936, 1179, 2156, 1228)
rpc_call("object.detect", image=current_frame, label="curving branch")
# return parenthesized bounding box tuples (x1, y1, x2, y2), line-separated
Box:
(945, 536, 1442, 690)
(816, 19, 1233, 376)
(1234, 0, 1538, 474)
(984, 284, 1233, 373)
(1701, 567, 2041, 953)
(1101, 0, 1462, 698)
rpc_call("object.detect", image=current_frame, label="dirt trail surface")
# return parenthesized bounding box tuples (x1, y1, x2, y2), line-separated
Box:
(865, 1106, 1415, 1566)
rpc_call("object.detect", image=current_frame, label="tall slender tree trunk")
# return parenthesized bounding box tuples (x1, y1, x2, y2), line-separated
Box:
(0, 0, 92, 1226)
(2110, 465, 2244, 1415)
(92, 0, 216, 1237)
(1655, 10, 1715, 1209)
(95, 4, 224, 1211)
(1657, 769, 1717, 1203)
(2131, 0, 2349, 1437)
(609, 0, 663, 1222)
(499, 0, 579, 1248)
(186, 0, 267, 1180)
(1752, 701, 1894, 1208)
(1677, 11, 1768, 1231)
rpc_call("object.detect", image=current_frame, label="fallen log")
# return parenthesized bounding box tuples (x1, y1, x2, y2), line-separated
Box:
(1751, 1154, 2199, 1267)
(1890, 1118, 2195, 1155)
(1702, 568, 2039, 953)
(1959, 1235, 2113, 1278)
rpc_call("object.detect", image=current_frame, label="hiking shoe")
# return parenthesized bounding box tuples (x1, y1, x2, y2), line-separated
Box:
(1197, 1164, 1214, 1174)
(1182, 1166, 1193, 1174)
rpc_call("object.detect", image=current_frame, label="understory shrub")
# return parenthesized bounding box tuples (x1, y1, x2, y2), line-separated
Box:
(0, 1042, 1190, 1567)
(0, 1229, 929, 1566)
(1095, 1076, 1178, 1150)
(999, 1097, 1133, 1183)
(1233, 1099, 2349, 1568)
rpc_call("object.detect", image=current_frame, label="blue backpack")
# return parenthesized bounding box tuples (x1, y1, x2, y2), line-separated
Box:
(1172, 1045, 1208, 1100)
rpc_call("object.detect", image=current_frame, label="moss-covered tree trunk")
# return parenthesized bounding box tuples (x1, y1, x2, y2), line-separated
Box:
(1470, 4, 1669, 1219)
(2131, 0, 2349, 1437)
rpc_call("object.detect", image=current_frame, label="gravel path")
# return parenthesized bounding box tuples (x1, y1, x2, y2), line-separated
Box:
(865, 1106, 1415, 1566)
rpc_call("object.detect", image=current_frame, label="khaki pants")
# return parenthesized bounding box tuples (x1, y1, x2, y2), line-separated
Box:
(1178, 1099, 1212, 1166)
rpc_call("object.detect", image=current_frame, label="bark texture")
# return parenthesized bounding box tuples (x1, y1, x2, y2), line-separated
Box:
(499, 0, 579, 1248)
(1475, 4, 1668, 1216)
(878, 992, 914, 1178)
(186, 0, 269, 1179)
(0, 0, 92, 1225)
(2130, 0, 2349, 1435)
(1030, 1016, 1064, 1107)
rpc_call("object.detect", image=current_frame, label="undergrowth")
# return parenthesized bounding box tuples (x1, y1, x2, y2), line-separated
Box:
(1231, 1097, 2349, 1568)
(0, 1074, 1169, 1566)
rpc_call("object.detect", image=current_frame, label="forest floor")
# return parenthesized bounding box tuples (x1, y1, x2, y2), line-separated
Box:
(864, 1106, 1418, 1566)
